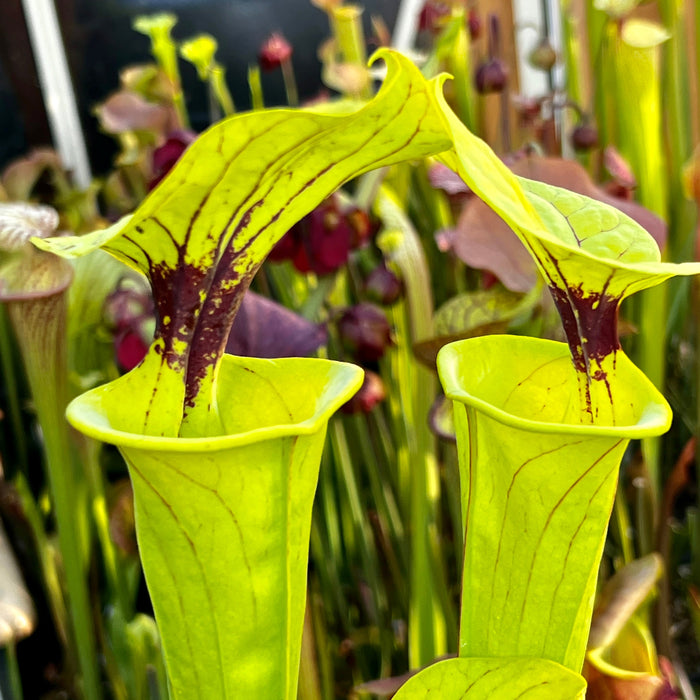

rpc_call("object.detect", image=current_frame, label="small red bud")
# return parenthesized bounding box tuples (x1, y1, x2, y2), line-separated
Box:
(571, 123, 599, 152)
(115, 329, 149, 371)
(364, 265, 403, 305)
(104, 279, 154, 372)
(418, 1, 451, 34)
(268, 196, 352, 275)
(475, 58, 508, 94)
(338, 303, 393, 362)
(341, 371, 386, 414)
(149, 130, 197, 190)
(258, 33, 293, 71)
(467, 8, 482, 40)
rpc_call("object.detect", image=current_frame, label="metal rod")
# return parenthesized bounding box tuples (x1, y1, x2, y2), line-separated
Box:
(20, 0, 92, 188)
(392, 0, 423, 53)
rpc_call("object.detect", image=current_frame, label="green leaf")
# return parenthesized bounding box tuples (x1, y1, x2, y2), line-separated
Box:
(586, 617, 665, 695)
(67, 354, 362, 700)
(36, 50, 452, 438)
(433, 92, 700, 418)
(392, 657, 586, 699)
(413, 285, 538, 368)
(437, 335, 671, 671)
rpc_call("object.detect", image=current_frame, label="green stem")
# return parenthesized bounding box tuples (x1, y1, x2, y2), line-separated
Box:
(152, 33, 189, 128)
(281, 57, 299, 107)
(608, 16, 668, 505)
(331, 5, 366, 66)
(377, 186, 453, 666)
(444, 11, 476, 132)
(7, 294, 102, 700)
(11, 472, 69, 645)
(0, 306, 29, 474)
(560, 1, 581, 108)
(5, 642, 23, 700)
(330, 5, 371, 100)
(613, 487, 634, 565)
(384, 303, 412, 533)
(590, 7, 614, 149)
(210, 65, 235, 116)
(248, 65, 265, 110)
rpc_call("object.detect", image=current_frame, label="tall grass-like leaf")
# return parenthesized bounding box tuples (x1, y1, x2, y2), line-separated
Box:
(605, 18, 670, 497)
(0, 204, 102, 700)
(376, 186, 454, 666)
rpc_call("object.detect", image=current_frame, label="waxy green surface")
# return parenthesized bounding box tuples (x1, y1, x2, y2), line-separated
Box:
(40, 51, 453, 700)
(438, 335, 670, 673)
(434, 91, 700, 419)
(393, 657, 586, 699)
(33, 48, 700, 699)
(36, 51, 451, 438)
(68, 355, 362, 700)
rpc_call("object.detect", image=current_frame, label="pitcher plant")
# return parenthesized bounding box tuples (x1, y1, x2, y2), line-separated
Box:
(34, 51, 459, 699)
(32, 47, 700, 698)
(392, 74, 700, 697)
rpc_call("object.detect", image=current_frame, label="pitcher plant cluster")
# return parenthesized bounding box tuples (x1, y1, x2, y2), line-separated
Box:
(0, 1, 699, 699)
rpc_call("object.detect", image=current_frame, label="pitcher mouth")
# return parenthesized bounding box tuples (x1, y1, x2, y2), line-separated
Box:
(67, 354, 363, 451)
(437, 335, 671, 439)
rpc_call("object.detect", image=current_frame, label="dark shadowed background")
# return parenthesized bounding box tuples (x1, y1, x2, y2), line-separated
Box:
(0, 0, 400, 173)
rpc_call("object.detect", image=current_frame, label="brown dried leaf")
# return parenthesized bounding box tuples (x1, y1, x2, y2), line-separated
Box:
(437, 218, 537, 293)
